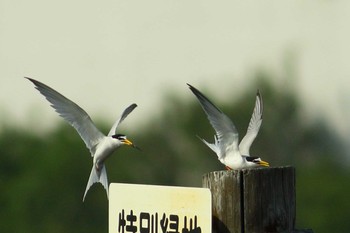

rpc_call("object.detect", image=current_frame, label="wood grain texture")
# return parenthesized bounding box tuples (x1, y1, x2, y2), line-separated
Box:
(242, 166, 295, 232)
(203, 170, 242, 233)
(203, 166, 303, 233)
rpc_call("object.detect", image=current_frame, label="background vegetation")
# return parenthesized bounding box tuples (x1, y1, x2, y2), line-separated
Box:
(1, 75, 349, 232)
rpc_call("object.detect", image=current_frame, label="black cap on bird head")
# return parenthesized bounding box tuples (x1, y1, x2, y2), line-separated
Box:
(112, 134, 141, 150)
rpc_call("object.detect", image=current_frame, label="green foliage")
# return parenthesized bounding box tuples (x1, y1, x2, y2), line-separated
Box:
(0, 76, 349, 232)
(296, 158, 350, 232)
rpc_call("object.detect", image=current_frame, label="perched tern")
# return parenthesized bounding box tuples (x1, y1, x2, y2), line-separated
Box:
(187, 84, 269, 170)
(26, 77, 139, 201)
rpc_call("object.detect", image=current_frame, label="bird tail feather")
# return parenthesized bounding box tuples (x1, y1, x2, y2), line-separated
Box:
(197, 135, 220, 156)
(100, 165, 109, 198)
(83, 164, 109, 202)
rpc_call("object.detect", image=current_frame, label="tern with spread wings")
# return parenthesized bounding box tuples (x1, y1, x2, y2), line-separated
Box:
(26, 77, 139, 201)
(187, 84, 269, 170)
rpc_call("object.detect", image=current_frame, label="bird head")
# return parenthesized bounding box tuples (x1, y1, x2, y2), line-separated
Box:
(246, 156, 270, 167)
(112, 134, 141, 150)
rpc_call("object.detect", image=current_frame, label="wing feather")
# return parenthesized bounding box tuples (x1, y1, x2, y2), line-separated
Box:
(107, 103, 137, 136)
(26, 77, 105, 151)
(187, 84, 239, 158)
(239, 90, 263, 156)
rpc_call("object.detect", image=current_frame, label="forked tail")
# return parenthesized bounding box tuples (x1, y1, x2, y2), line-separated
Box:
(83, 164, 109, 202)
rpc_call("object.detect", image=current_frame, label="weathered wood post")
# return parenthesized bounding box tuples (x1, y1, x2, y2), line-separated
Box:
(202, 166, 312, 233)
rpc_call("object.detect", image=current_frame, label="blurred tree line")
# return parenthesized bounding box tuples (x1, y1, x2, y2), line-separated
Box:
(0, 75, 349, 232)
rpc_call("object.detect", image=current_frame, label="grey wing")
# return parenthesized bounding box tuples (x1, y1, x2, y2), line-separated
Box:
(239, 90, 263, 156)
(107, 103, 137, 136)
(187, 84, 239, 158)
(26, 77, 105, 151)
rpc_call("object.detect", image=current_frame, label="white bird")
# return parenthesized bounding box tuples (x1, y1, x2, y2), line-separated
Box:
(26, 77, 139, 201)
(187, 84, 269, 170)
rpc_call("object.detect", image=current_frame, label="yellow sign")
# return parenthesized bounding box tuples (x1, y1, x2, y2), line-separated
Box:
(109, 183, 211, 233)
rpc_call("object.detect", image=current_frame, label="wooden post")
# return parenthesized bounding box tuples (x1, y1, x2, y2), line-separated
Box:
(202, 166, 313, 233)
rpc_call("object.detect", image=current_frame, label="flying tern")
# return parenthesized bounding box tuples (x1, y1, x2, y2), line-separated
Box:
(26, 77, 139, 201)
(187, 84, 269, 170)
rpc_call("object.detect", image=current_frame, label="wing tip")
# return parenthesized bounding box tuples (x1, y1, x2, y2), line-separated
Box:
(255, 89, 263, 116)
(256, 89, 261, 97)
(25, 76, 35, 84)
(187, 83, 221, 111)
(186, 83, 196, 92)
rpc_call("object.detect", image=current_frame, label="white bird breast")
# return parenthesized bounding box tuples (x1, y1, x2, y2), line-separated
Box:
(93, 137, 123, 166)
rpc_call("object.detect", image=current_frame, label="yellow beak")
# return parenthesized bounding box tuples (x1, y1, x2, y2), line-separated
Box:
(122, 139, 141, 151)
(258, 160, 270, 167)
(122, 138, 133, 146)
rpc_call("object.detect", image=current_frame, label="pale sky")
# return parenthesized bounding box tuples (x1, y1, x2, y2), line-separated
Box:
(1, 1, 350, 142)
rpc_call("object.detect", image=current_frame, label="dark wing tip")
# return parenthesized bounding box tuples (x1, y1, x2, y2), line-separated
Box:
(186, 83, 205, 99)
(25, 77, 47, 90)
(187, 83, 223, 114)
(255, 89, 263, 116)
(125, 103, 138, 113)
(130, 103, 138, 112)
(256, 89, 262, 98)
(25, 77, 46, 92)
(186, 83, 196, 91)
(186, 83, 202, 100)
(25, 76, 35, 83)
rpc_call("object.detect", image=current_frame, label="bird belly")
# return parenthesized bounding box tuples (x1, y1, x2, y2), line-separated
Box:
(93, 138, 119, 170)
(221, 151, 247, 170)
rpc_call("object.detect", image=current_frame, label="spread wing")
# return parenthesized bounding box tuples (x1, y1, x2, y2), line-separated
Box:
(26, 77, 105, 151)
(239, 90, 263, 156)
(187, 84, 239, 159)
(107, 103, 137, 136)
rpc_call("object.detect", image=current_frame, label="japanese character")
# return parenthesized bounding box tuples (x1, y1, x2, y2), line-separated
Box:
(182, 216, 201, 233)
